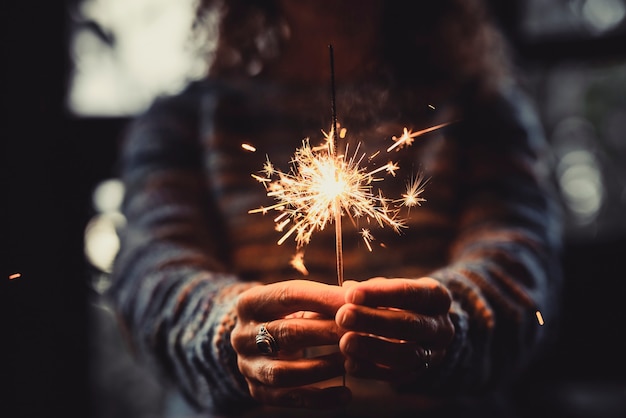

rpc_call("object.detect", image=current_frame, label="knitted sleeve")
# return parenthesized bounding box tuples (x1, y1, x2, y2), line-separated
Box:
(415, 85, 563, 393)
(107, 87, 257, 412)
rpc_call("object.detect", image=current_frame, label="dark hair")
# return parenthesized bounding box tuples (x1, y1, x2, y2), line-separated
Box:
(194, 0, 511, 94)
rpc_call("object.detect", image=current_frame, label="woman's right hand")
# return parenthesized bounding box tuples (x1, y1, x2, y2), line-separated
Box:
(231, 280, 351, 409)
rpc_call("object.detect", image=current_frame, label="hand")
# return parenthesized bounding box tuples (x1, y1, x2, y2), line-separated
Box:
(231, 280, 351, 409)
(335, 277, 454, 384)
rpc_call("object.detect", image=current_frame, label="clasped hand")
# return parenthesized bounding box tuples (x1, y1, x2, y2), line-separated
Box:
(231, 277, 454, 409)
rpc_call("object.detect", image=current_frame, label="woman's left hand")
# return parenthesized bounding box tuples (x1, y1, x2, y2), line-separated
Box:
(335, 277, 455, 384)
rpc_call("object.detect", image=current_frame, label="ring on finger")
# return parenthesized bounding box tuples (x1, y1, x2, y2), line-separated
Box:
(256, 322, 280, 355)
(415, 347, 432, 369)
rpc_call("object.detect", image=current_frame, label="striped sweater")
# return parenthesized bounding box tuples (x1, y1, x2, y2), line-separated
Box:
(108, 77, 562, 414)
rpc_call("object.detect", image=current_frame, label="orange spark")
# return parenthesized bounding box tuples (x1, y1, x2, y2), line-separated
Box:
(241, 143, 256, 152)
(535, 310, 544, 326)
(9, 273, 21, 280)
(290, 251, 309, 276)
(360, 228, 374, 252)
(387, 121, 453, 152)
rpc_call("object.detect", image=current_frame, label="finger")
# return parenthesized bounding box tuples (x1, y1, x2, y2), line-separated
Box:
(284, 311, 324, 319)
(248, 384, 351, 409)
(342, 280, 359, 288)
(336, 304, 454, 347)
(238, 280, 345, 321)
(233, 318, 343, 355)
(415, 346, 446, 370)
(340, 332, 421, 371)
(344, 357, 415, 383)
(345, 277, 451, 314)
(239, 352, 345, 388)
(340, 332, 446, 374)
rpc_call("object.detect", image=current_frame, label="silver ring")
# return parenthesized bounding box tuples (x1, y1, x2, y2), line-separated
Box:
(416, 347, 432, 369)
(255, 322, 279, 355)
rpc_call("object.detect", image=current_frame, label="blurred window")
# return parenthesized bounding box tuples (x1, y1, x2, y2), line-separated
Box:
(522, 0, 626, 39)
(67, 0, 215, 116)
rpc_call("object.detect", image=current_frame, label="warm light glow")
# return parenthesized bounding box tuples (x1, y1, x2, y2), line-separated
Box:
(9, 273, 21, 280)
(249, 133, 406, 250)
(249, 123, 438, 282)
(535, 310, 545, 326)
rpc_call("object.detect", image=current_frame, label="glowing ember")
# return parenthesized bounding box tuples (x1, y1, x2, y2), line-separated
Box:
(9, 273, 21, 280)
(535, 310, 545, 326)
(290, 251, 309, 276)
(241, 143, 257, 152)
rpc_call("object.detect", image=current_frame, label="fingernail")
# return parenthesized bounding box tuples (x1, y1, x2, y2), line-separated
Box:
(340, 309, 355, 327)
(345, 358, 358, 373)
(346, 288, 364, 304)
(344, 336, 357, 354)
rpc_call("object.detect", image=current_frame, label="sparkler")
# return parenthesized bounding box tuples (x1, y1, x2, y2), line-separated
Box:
(249, 131, 407, 285)
(248, 46, 448, 286)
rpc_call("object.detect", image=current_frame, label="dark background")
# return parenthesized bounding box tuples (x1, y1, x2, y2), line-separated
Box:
(4, 2, 626, 417)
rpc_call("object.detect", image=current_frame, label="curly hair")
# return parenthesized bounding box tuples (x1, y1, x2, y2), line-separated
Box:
(194, 0, 511, 93)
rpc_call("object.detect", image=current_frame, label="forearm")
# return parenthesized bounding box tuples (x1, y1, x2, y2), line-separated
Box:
(109, 183, 260, 409)
(430, 226, 560, 392)
(107, 97, 258, 411)
(109, 216, 258, 409)
(412, 86, 562, 393)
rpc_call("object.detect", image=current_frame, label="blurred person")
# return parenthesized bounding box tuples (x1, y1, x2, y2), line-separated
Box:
(107, 0, 562, 416)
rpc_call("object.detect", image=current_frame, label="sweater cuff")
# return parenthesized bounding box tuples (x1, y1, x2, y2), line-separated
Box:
(189, 280, 260, 412)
